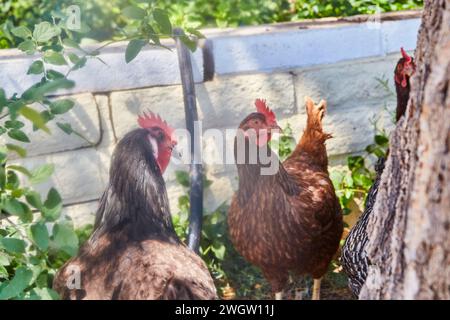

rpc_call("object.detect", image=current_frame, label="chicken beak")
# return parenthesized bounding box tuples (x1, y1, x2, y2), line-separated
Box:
(271, 124, 283, 133)
(170, 144, 182, 160)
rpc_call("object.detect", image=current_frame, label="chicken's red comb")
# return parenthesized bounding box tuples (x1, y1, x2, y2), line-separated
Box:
(254, 99, 277, 125)
(137, 110, 174, 136)
(401, 47, 412, 63)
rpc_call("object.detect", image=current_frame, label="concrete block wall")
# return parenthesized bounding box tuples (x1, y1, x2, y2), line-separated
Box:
(0, 11, 421, 227)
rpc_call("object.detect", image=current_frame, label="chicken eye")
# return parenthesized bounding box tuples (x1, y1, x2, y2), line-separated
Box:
(253, 120, 259, 125)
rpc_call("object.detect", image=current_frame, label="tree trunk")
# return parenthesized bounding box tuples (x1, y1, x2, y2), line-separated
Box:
(360, 0, 450, 299)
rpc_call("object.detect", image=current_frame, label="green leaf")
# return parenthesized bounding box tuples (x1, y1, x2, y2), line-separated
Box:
(22, 79, 75, 102)
(186, 28, 206, 39)
(0, 266, 33, 300)
(25, 190, 43, 209)
(8, 129, 30, 143)
(52, 223, 79, 256)
(153, 9, 172, 35)
(6, 144, 27, 158)
(18, 40, 36, 55)
(5, 120, 24, 129)
(0, 88, 6, 108)
(67, 52, 80, 64)
(211, 244, 226, 260)
(0, 167, 5, 189)
(353, 172, 373, 189)
(0, 266, 8, 279)
(46, 70, 65, 80)
(122, 6, 146, 20)
(11, 26, 32, 39)
(179, 34, 197, 52)
(125, 39, 146, 63)
(33, 22, 60, 43)
(62, 38, 80, 49)
(0, 238, 26, 254)
(8, 165, 31, 177)
(50, 99, 74, 115)
(347, 155, 365, 171)
(0, 253, 10, 266)
(145, 24, 161, 45)
(375, 134, 389, 147)
(29, 164, 54, 185)
(31, 287, 59, 300)
(373, 148, 386, 158)
(31, 223, 49, 251)
(43, 188, 62, 221)
(27, 61, 44, 75)
(6, 170, 20, 190)
(20, 106, 51, 134)
(43, 51, 67, 66)
(56, 122, 73, 135)
(365, 143, 376, 153)
(71, 56, 87, 70)
(344, 174, 354, 188)
(175, 171, 190, 187)
(3, 198, 25, 216)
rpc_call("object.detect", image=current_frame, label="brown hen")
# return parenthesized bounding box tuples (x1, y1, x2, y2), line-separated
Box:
(228, 97, 343, 299)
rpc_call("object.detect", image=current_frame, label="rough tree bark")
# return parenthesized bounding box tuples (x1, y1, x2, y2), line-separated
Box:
(360, 0, 450, 299)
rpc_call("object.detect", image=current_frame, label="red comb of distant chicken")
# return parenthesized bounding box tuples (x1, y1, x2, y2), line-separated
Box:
(255, 99, 276, 125)
(401, 47, 412, 63)
(138, 110, 174, 137)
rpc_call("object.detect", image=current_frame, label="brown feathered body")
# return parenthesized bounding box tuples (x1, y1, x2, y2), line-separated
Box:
(53, 129, 217, 300)
(228, 101, 343, 292)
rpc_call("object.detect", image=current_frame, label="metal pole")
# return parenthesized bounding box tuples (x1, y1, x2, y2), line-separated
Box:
(174, 28, 203, 254)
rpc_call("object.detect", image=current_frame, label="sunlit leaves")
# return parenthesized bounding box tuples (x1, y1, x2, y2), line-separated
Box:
(29, 164, 55, 185)
(5, 144, 27, 158)
(17, 40, 36, 55)
(19, 106, 51, 133)
(11, 26, 32, 39)
(33, 22, 60, 43)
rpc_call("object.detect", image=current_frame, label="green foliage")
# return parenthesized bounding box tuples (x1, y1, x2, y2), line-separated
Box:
(0, 5, 198, 300)
(330, 111, 390, 217)
(172, 171, 229, 281)
(0, 1, 424, 49)
(269, 123, 297, 161)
